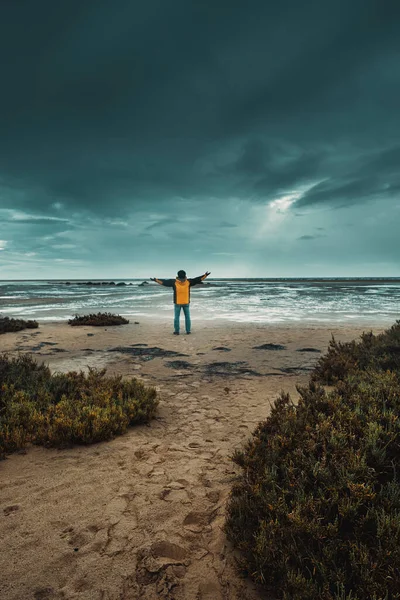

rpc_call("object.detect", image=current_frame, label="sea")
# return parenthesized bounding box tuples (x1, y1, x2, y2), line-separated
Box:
(0, 278, 399, 326)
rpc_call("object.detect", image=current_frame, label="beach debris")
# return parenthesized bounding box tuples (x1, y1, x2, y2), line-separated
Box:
(212, 346, 232, 352)
(253, 343, 286, 350)
(3, 504, 20, 516)
(33, 587, 55, 599)
(68, 313, 129, 326)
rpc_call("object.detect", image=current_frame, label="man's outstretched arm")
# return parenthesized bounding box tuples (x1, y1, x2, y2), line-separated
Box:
(188, 271, 211, 286)
(150, 277, 175, 287)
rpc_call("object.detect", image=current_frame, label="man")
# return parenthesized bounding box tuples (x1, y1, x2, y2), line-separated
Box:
(151, 270, 211, 335)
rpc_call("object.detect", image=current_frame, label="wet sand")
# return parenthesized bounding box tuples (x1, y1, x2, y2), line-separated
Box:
(0, 320, 386, 600)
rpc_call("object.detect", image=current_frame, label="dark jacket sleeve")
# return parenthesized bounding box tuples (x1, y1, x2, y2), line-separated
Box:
(155, 278, 175, 287)
(188, 273, 208, 287)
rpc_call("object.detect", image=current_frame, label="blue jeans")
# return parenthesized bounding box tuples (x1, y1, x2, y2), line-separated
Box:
(174, 304, 191, 333)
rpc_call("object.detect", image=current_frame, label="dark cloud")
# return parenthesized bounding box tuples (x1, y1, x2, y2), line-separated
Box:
(0, 0, 399, 215)
(145, 217, 177, 231)
(0, 217, 70, 226)
(0, 0, 399, 275)
(219, 221, 237, 228)
(296, 145, 400, 208)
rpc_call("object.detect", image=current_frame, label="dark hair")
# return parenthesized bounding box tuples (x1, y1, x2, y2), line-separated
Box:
(177, 270, 186, 279)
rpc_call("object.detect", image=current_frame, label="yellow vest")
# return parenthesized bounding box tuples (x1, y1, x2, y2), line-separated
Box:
(174, 279, 190, 304)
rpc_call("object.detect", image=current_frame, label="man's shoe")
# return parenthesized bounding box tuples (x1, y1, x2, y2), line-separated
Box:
(173, 331, 179, 335)
(186, 331, 191, 335)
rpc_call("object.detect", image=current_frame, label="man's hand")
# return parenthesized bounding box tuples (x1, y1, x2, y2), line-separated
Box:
(205, 271, 211, 277)
(150, 277, 156, 282)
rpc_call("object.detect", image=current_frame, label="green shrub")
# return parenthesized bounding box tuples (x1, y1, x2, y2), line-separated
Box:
(226, 322, 400, 600)
(0, 316, 38, 334)
(313, 320, 400, 384)
(68, 313, 129, 326)
(0, 354, 157, 459)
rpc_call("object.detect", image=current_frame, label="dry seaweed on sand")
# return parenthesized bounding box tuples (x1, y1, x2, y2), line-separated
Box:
(253, 343, 286, 350)
(204, 361, 263, 377)
(68, 313, 129, 326)
(226, 320, 400, 600)
(0, 316, 39, 334)
(108, 346, 187, 359)
(0, 353, 157, 459)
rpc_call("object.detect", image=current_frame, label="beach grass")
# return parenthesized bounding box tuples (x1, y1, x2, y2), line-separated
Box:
(68, 312, 129, 326)
(0, 353, 157, 459)
(0, 316, 39, 334)
(226, 321, 400, 600)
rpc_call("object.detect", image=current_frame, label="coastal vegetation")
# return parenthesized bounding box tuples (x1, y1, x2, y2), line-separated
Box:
(68, 312, 129, 326)
(0, 316, 39, 334)
(226, 321, 400, 600)
(0, 353, 157, 459)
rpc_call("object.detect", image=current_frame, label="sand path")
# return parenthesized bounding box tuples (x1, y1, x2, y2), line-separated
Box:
(0, 321, 383, 600)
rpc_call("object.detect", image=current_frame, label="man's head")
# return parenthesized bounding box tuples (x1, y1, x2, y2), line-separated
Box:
(177, 270, 186, 280)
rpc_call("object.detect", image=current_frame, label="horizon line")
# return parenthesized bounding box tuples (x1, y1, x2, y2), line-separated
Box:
(2, 276, 400, 282)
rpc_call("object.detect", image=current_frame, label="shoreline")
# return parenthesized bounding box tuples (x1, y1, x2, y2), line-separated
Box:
(0, 320, 390, 600)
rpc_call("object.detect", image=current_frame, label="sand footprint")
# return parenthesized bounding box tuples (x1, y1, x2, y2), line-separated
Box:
(102, 493, 139, 556)
(198, 580, 223, 600)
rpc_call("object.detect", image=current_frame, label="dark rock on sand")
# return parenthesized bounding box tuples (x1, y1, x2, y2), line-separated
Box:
(296, 347, 322, 353)
(166, 360, 193, 370)
(30, 341, 58, 351)
(212, 346, 231, 352)
(253, 343, 286, 351)
(278, 366, 314, 374)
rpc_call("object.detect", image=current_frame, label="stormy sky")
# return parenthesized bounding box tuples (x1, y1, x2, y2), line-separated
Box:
(1, 0, 399, 278)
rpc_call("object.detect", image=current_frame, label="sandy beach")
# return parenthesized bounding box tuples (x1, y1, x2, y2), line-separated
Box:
(0, 320, 387, 600)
